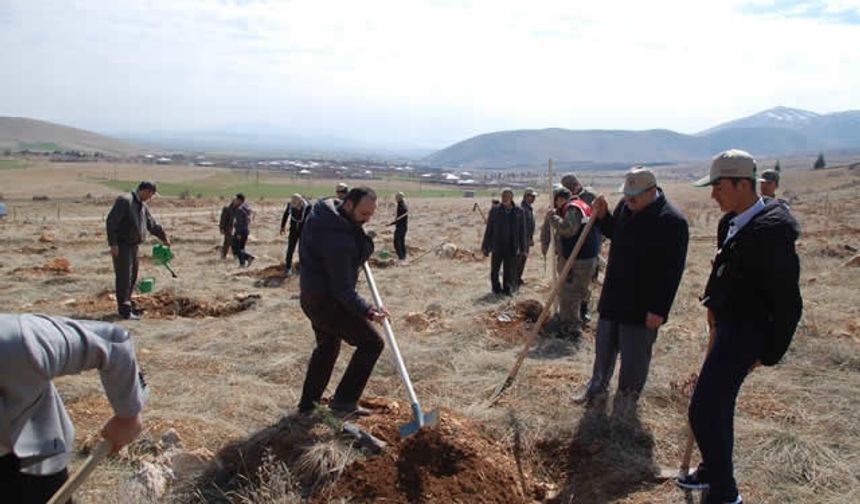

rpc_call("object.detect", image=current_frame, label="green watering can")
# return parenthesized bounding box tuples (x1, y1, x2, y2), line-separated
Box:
(152, 244, 178, 278)
(137, 276, 155, 293)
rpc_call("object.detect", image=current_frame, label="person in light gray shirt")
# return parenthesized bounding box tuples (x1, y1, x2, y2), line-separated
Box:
(0, 314, 147, 503)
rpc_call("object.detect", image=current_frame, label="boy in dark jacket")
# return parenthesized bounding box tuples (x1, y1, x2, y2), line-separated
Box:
(297, 187, 388, 417)
(482, 188, 527, 295)
(231, 193, 255, 268)
(574, 167, 689, 404)
(218, 200, 235, 259)
(677, 150, 802, 504)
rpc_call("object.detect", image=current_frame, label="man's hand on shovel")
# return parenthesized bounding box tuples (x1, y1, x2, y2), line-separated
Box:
(101, 413, 143, 454)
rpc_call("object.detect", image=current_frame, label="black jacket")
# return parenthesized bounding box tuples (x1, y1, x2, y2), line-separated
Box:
(521, 199, 535, 250)
(280, 200, 310, 230)
(703, 200, 802, 366)
(105, 191, 167, 246)
(597, 191, 689, 324)
(299, 198, 375, 318)
(219, 205, 235, 233)
(395, 201, 408, 230)
(482, 204, 527, 256)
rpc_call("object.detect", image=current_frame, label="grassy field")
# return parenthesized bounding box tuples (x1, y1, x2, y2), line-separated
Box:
(103, 176, 498, 199)
(0, 160, 858, 503)
(0, 158, 27, 170)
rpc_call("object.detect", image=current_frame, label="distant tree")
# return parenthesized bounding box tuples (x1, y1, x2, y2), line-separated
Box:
(774, 160, 781, 172)
(814, 152, 826, 170)
(2, 148, 11, 157)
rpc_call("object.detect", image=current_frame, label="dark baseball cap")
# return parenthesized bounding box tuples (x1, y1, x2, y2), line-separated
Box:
(758, 169, 780, 183)
(137, 180, 158, 192)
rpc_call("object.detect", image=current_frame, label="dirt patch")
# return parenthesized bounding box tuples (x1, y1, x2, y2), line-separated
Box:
(71, 289, 260, 319)
(11, 256, 72, 275)
(198, 398, 542, 503)
(486, 299, 544, 344)
(235, 263, 291, 287)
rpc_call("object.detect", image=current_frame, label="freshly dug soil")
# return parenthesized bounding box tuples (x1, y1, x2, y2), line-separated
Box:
(71, 290, 259, 319)
(199, 398, 540, 503)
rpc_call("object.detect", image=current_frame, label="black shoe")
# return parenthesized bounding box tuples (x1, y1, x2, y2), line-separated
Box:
(119, 311, 140, 320)
(246, 256, 255, 268)
(674, 467, 710, 491)
(580, 303, 591, 323)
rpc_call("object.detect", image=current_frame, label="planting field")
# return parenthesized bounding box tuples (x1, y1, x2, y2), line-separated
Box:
(1, 160, 858, 503)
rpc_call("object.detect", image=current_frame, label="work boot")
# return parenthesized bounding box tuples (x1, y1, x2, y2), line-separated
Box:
(119, 311, 140, 321)
(329, 400, 372, 419)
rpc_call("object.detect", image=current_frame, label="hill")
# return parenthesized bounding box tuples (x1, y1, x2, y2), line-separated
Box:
(425, 106, 860, 169)
(0, 116, 139, 155)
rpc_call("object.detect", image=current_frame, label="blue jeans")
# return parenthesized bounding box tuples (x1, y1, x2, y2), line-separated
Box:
(689, 321, 763, 504)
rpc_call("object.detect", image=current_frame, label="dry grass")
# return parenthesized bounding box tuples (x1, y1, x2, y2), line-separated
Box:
(1, 161, 858, 503)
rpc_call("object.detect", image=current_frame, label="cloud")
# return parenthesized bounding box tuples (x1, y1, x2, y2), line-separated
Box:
(0, 0, 858, 149)
(740, 0, 860, 24)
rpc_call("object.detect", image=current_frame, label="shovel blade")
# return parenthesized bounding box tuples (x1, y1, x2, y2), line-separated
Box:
(398, 409, 440, 437)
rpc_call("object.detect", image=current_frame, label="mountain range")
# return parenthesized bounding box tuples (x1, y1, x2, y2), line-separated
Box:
(423, 106, 860, 169)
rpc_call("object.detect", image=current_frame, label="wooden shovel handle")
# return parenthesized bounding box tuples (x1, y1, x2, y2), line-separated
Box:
(490, 214, 598, 403)
(47, 439, 113, 504)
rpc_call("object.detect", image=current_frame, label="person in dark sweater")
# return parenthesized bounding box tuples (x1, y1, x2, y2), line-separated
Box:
(297, 187, 388, 417)
(390, 192, 409, 261)
(516, 188, 537, 285)
(677, 150, 802, 504)
(105, 181, 171, 320)
(280, 193, 310, 275)
(574, 167, 689, 404)
(482, 188, 527, 295)
(218, 199, 235, 259)
(231, 193, 255, 268)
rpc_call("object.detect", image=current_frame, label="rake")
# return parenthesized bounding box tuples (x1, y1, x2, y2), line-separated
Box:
(363, 262, 439, 436)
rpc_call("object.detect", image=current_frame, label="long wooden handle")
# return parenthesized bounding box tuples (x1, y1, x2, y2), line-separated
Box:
(490, 214, 598, 403)
(47, 439, 113, 504)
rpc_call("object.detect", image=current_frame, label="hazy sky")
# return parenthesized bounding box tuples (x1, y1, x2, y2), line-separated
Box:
(1, 0, 858, 149)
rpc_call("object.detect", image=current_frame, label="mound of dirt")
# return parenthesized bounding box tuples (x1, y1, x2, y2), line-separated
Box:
(12, 257, 72, 275)
(198, 398, 541, 504)
(72, 290, 259, 319)
(438, 243, 484, 262)
(369, 256, 397, 268)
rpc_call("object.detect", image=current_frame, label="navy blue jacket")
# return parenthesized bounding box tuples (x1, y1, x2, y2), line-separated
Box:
(597, 191, 689, 324)
(703, 200, 802, 365)
(300, 198, 375, 318)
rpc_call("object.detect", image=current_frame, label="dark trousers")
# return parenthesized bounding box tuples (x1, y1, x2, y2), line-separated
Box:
(0, 453, 70, 504)
(516, 252, 528, 283)
(689, 322, 761, 504)
(112, 242, 139, 315)
(298, 294, 385, 412)
(285, 223, 302, 270)
(490, 252, 518, 294)
(585, 318, 658, 398)
(393, 226, 407, 260)
(231, 231, 252, 266)
(220, 229, 232, 258)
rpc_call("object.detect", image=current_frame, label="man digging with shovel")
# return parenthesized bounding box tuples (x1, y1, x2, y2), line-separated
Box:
(0, 314, 147, 504)
(296, 187, 388, 418)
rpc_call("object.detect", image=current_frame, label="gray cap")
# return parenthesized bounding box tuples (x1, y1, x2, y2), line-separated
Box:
(695, 149, 757, 187)
(552, 186, 572, 200)
(395, 191, 405, 200)
(336, 182, 349, 193)
(617, 167, 657, 196)
(500, 187, 514, 196)
(524, 187, 537, 197)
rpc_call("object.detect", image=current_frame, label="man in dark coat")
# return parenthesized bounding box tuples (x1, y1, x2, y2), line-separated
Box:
(677, 150, 802, 504)
(231, 193, 255, 268)
(218, 199, 235, 259)
(391, 192, 409, 261)
(280, 193, 310, 275)
(574, 167, 689, 404)
(297, 187, 388, 417)
(516, 188, 537, 285)
(482, 188, 527, 295)
(105, 181, 170, 320)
